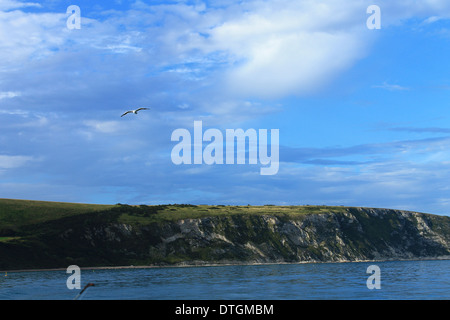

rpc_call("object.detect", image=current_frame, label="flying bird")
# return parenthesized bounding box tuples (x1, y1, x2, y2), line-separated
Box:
(121, 107, 150, 117)
(74, 283, 95, 300)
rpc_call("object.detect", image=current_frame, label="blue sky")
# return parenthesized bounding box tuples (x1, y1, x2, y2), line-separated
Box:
(1, 0, 450, 216)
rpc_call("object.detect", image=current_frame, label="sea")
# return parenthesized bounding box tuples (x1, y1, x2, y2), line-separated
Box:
(0, 260, 449, 300)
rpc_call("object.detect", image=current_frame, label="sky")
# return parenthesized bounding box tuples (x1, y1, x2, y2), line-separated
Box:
(1, 0, 450, 216)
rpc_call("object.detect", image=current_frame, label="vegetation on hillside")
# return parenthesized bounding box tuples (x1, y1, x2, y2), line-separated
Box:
(0, 199, 448, 271)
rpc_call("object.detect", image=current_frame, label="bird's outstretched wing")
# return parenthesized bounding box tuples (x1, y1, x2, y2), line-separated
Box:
(121, 111, 132, 117)
(135, 107, 149, 112)
(74, 283, 95, 300)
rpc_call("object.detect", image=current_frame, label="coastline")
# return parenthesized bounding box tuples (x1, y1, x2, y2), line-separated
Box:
(3, 255, 450, 273)
(2, 203, 449, 275)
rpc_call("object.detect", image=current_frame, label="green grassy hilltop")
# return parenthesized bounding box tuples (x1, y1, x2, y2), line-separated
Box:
(0, 198, 348, 232)
(0, 198, 113, 231)
(1, 199, 449, 271)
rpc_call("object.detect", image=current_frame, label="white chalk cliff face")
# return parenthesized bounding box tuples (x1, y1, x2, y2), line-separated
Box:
(57, 207, 450, 267)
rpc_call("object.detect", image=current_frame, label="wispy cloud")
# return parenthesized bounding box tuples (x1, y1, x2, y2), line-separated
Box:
(280, 136, 450, 165)
(0, 91, 20, 99)
(372, 81, 410, 91)
(0, 155, 35, 169)
(0, 0, 41, 11)
(422, 16, 443, 24)
(390, 127, 450, 134)
(83, 120, 122, 134)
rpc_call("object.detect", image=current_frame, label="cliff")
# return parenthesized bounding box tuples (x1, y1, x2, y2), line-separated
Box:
(1, 201, 449, 270)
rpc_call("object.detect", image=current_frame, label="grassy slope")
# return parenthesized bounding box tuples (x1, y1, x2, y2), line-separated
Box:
(0, 198, 114, 233)
(117, 204, 350, 225)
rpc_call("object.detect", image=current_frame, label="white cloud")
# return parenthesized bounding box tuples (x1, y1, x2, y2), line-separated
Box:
(422, 15, 443, 24)
(373, 82, 410, 91)
(83, 120, 121, 134)
(0, 155, 34, 169)
(0, 10, 66, 69)
(0, 91, 20, 99)
(0, 0, 41, 11)
(224, 30, 366, 98)
(186, 0, 373, 98)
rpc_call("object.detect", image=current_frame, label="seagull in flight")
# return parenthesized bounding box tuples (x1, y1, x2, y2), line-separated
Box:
(121, 107, 150, 117)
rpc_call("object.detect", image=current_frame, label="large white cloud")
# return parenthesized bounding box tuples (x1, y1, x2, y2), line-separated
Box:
(200, 0, 371, 98)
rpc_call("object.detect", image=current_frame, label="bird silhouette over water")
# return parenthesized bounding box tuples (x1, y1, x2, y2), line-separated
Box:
(74, 283, 95, 300)
(121, 107, 150, 117)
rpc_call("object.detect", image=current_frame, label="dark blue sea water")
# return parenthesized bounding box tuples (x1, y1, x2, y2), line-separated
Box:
(0, 260, 449, 300)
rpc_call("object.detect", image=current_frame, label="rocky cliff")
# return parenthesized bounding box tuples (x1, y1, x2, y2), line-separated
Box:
(1, 205, 449, 270)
